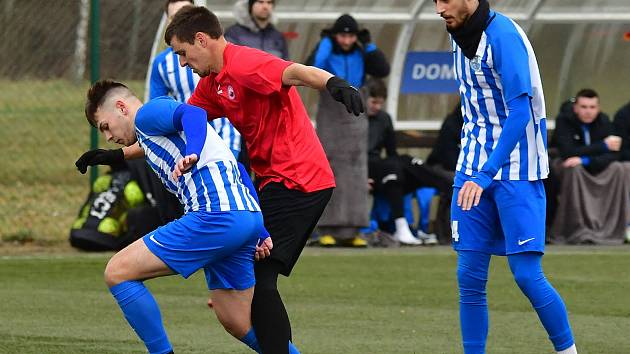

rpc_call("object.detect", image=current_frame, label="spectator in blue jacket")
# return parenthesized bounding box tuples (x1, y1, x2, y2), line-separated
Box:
(311, 14, 390, 88)
(224, 0, 288, 60)
(313, 14, 390, 248)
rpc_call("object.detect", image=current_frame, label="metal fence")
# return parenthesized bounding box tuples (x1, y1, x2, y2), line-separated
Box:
(0, 0, 163, 244)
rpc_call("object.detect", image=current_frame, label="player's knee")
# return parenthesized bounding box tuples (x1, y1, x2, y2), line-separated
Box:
(218, 316, 249, 339)
(254, 260, 281, 291)
(457, 267, 487, 299)
(104, 256, 127, 287)
(511, 266, 545, 296)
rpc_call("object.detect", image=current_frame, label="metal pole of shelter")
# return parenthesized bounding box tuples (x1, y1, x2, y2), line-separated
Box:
(386, 0, 428, 128)
(89, 0, 100, 185)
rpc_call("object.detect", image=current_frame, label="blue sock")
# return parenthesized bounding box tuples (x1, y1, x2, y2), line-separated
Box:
(240, 328, 300, 354)
(110, 281, 172, 354)
(508, 253, 575, 351)
(457, 251, 491, 354)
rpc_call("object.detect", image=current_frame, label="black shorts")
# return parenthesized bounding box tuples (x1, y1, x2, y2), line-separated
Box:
(259, 183, 333, 276)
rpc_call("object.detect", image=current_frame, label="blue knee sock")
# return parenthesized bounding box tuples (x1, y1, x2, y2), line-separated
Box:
(508, 253, 575, 351)
(240, 328, 300, 354)
(110, 281, 172, 354)
(457, 251, 491, 354)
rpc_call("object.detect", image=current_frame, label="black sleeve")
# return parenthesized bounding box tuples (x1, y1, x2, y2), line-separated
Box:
(363, 49, 390, 78)
(382, 113, 397, 158)
(613, 104, 630, 161)
(555, 118, 607, 159)
(587, 152, 620, 174)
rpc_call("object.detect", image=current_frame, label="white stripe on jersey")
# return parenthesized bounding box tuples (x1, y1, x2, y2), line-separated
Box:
(155, 49, 242, 156)
(452, 12, 548, 181)
(136, 125, 260, 214)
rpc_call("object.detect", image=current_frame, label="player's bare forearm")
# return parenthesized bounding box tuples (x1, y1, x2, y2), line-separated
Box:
(281, 63, 333, 90)
(122, 143, 145, 160)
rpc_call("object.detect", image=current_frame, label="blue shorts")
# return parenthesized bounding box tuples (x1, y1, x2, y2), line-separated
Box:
(143, 210, 264, 290)
(450, 173, 546, 256)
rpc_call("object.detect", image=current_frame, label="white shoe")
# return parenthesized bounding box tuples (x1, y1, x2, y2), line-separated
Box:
(417, 230, 438, 245)
(395, 229, 422, 245)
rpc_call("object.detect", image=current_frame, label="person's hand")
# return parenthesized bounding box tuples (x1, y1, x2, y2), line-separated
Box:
(562, 156, 583, 168)
(457, 180, 483, 211)
(368, 178, 374, 192)
(326, 76, 364, 116)
(357, 29, 371, 46)
(255, 237, 273, 261)
(75, 148, 125, 174)
(172, 154, 198, 180)
(604, 135, 622, 151)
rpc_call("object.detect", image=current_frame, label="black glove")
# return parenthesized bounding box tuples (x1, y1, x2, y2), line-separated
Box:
(75, 148, 125, 174)
(325, 76, 364, 116)
(357, 29, 371, 46)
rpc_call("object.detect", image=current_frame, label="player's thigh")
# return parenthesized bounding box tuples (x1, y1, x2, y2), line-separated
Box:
(450, 186, 502, 253)
(210, 287, 254, 337)
(259, 183, 332, 275)
(105, 238, 174, 286)
(494, 180, 546, 254)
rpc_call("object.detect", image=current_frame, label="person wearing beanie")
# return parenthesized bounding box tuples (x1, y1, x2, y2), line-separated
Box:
(310, 14, 390, 248)
(225, 0, 288, 60)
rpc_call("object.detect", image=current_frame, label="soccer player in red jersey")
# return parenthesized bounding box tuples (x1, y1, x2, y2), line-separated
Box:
(76, 6, 363, 354)
(166, 8, 363, 354)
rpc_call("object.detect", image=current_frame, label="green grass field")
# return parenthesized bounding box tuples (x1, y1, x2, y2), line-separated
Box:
(0, 80, 145, 244)
(1, 246, 629, 354)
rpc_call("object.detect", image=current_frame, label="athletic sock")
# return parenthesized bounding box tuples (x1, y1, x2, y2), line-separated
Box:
(508, 253, 575, 352)
(110, 281, 172, 354)
(557, 344, 577, 354)
(457, 251, 491, 354)
(240, 328, 301, 354)
(252, 260, 291, 354)
(240, 328, 262, 353)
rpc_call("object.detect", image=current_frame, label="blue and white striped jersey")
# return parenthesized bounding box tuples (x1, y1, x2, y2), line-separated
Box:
(452, 11, 549, 182)
(150, 47, 242, 158)
(135, 97, 260, 214)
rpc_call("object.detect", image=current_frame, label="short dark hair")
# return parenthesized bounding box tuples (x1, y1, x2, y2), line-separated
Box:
(164, 6, 223, 45)
(575, 88, 599, 101)
(85, 80, 129, 127)
(365, 78, 388, 99)
(163, 0, 193, 15)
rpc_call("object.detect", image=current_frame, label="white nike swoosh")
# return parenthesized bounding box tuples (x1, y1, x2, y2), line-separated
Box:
(149, 234, 165, 247)
(518, 237, 535, 246)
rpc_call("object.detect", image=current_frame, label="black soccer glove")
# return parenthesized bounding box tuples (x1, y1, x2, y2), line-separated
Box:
(325, 76, 364, 116)
(75, 148, 125, 174)
(357, 29, 371, 46)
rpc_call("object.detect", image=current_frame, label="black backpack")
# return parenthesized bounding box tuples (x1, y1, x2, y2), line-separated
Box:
(69, 164, 162, 251)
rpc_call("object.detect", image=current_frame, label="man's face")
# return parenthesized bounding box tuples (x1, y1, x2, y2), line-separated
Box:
(574, 97, 600, 124)
(334, 33, 358, 51)
(434, 0, 477, 31)
(251, 0, 274, 22)
(171, 35, 212, 77)
(167, 1, 192, 22)
(367, 96, 385, 116)
(94, 103, 136, 146)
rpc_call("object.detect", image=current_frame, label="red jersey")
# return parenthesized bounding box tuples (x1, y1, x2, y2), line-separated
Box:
(188, 44, 335, 193)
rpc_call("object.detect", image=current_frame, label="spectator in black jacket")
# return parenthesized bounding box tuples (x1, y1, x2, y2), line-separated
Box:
(426, 105, 463, 172)
(224, 0, 288, 60)
(365, 79, 452, 245)
(551, 89, 630, 244)
(425, 105, 462, 243)
(555, 89, 621, 174)
(613, 101, 630, 162)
